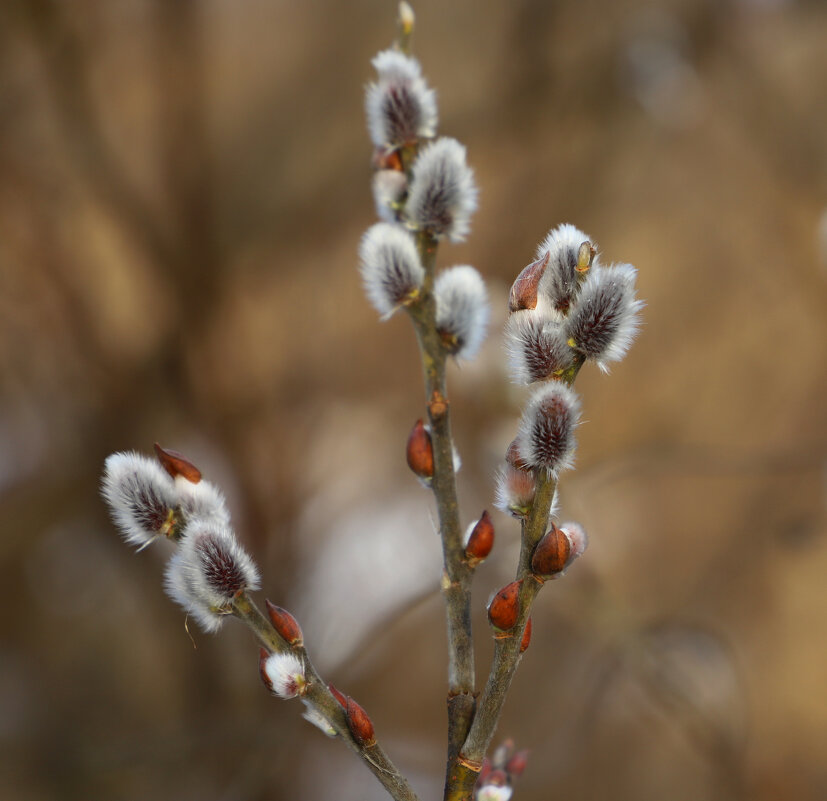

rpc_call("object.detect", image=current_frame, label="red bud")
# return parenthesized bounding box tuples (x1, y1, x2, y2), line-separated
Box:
(465, 510, 494, 562)
(328, 684, 347, 708)
(406, 419, 434, 483)
(258, 647, 273, 692)
(519, 618, 532, 654)
(154, 443, 202, 483)
(265, 600, 303, 646)
(508, 251, 549, 313)
(372, 145, 403, 172)
(345, 696, 376, 747)
(531, 524, 571, 577)
(488, 580, 522, 631)
(506, 750, 529, 777)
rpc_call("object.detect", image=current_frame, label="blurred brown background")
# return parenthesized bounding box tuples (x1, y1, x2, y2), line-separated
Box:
(1, 0, 825, 799)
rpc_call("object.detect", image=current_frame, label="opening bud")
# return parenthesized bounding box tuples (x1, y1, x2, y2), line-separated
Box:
(464, 510, 495, 564)
(519, 618, 532, 654)
(154, 442, 202, 483)
(266, 600, 304, 646)
(531, 524, 572, 578)
(508, 251, 549, 313)
(560, 521, 589, 564)
(345, 696, 376, 747)
(487, 580, 522, 632)
(262, 651, 308, 699)
(406, 419, 434, 485)
(434, 265, 490, 361)
(494, 465, 536, 519)
(302, 700, 337, 737)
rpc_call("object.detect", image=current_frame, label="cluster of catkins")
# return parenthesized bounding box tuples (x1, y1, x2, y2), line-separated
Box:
(359, 46, 490, 358)
(101, 445, 260, 634)
(494, 223, 642, 527)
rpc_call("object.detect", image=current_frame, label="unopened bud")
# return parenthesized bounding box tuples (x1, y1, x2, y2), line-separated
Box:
(519, 618, 532, 653)
(154, 442, 202, 483)
(487, 580, 522, 632)
(491, 739, 513, 768)
(266, 600, 304, 646)
(464, 510, 494, 563)
(508, 251, 549, 313)
(345, 696, 376, 747)
(531, 524, 572, 578)
(406, 419, 434, 485)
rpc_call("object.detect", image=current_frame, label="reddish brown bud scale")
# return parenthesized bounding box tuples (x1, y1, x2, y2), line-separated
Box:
(488, 580, 522, 631)
(520, 618, 532, 653)
(372, 145, 404, 172)
(531, 525, 571, 577)
(505, 438, 531, 472)
(406, 419, 434, 482)
(508, 251, 549, 313)
(258, 647, 273, 692)
(506, 750, 529, 777)
(345, 696, 376, 747)
(328, 684, 348, 708)
(265, 600, 303, 646)
(465, 510, 494, 562)
(154, 443, 202, 483)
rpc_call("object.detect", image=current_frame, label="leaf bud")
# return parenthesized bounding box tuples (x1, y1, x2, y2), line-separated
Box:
(265, 600, 304, 646)
(345, 696, 376, 747)
(328, 684, 348, 708)
(406, 419, 434, 485)
(487, 580, 522, 632)
(531, 524, 572, 578)
(464, 510, 495, 564)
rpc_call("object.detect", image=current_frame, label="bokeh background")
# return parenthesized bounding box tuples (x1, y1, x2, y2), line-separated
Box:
(1, 0, 825, 799)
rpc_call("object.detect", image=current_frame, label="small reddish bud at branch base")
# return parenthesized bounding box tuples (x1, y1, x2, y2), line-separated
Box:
(265, 600, 304, 646)
(508, 251, 549, 313)
(488, 580, 523, 632)
(259, 647, 273, 692)
(345, 696, 376, 747)
(531, 524, 572, 577)
(465, 510, 494, 562)
(154, 443, 202, 484)
(406, 419, 434, 483)
(519, 618, 532, 653)
(328, 684, 348, 708)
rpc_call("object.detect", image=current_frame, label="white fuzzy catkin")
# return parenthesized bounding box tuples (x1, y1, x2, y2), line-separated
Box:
(406, 137, 477, 242)
(101, 452, 178, 549)
(175, 476, 231, 528)
(365, 49, 437, 147)
(164, 520, 260, 633)
(505, 311, 574, 384)
(359, 222, 425, 317)
(564, 263, 642, 372)
(535, 223, 594, 312)
(263, 652, 306, 699)
(434, 265, 490, 360)
(516, 382, 581, 473)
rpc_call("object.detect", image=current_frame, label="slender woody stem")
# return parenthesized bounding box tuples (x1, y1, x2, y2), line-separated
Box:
(406, 231, 477, 779)
(446, 364, 584, 801)
(232, 594, 420, 801)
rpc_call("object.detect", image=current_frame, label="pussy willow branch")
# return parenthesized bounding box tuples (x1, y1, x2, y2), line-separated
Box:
(445, 364, 584, 801)
(406, 231, 477, 768)
(231, 594, 420, 801)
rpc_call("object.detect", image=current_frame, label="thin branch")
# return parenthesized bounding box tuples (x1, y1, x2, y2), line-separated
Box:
(232, 594, 420, 801)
